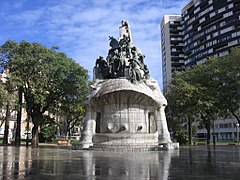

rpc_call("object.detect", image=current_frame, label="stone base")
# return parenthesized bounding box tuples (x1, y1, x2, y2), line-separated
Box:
(90, 143, 161, 151)
(72, 142, 179, 151)
(93, 133, 158, 144)
(73, 133, 179, 151)
(72, 142, 93, 150)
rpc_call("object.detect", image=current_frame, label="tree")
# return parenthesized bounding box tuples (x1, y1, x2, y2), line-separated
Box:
(0, 40, 89, 147)
(39, 116, 58, 143)
(166, 61, 218, 145)
(54, 58, 89, 137)
(210, 48, 240, 124)
(166, 71, 203, 145)
(1, 41, 23, 145)
(0, 75, 16, 144)
(57, 99, 85, 137)
(166, 47, 240, 145)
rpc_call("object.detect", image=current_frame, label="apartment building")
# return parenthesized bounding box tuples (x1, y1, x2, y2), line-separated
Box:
(161, 15, 185, 91)
(161, 0, 240, 142)
(161, 0, 240, 90)
(182, 0, 240, 67)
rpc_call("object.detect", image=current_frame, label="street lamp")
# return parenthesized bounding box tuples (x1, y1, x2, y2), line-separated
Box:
(236, 123, 239, 145)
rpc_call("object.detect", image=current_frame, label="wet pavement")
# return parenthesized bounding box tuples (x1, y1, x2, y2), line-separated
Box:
(0, 145, 239, 179)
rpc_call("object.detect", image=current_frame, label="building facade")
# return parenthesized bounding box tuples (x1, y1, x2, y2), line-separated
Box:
(161, 15, 185, 91)
(182, 0, 240, 67)
(193, 118, 239, 142)
(161, 0, 240, 142)
(161, 0, 240, 90)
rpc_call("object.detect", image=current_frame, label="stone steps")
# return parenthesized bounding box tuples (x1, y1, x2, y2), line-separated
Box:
(89, 143, 163, 151)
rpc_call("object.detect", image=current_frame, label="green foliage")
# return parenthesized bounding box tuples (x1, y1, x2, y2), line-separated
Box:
(173, 129, 188, 145)
(39, 116, 58, 143)
(0, 40, 89, 146)
(166, 47, 240, 144)
(70, 139, 80, 144)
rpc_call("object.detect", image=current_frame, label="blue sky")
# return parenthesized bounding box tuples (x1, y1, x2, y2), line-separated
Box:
(0, 0, 189, 89)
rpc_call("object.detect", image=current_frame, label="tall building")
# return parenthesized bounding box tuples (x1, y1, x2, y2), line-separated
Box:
(161, 0, 240, 89)
(182, 0, 240, 67)
(161, 0, 240, 142)
(161, 15, 185, 91)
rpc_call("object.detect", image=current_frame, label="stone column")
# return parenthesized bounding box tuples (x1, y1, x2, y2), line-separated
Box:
(145, 109, 149, 133)
(79, 105, 96, 149)
(155, 105, 172, 144)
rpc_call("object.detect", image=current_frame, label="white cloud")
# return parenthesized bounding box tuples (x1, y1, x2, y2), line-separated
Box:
(7, 9, 44, 26)
(0, 0, 189, 89)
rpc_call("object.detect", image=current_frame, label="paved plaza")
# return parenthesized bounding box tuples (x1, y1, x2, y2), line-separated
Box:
(0, 145, 239, 179)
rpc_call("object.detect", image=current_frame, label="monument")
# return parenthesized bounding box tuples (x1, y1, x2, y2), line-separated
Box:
(77, 20, 179, 150)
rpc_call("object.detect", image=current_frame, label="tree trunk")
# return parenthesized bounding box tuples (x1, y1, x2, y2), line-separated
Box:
(2, 102, 10, 144)
(188, 116, 192, 145)
(211, 120, 216, 146)
(201, 113, 211, 145)
(232, 112, 240, 124)
(206, 125, 211, 145)
(31, 125, 39, 147)
(14, 87, 23, 146)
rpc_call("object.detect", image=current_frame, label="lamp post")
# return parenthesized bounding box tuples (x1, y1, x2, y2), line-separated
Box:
(236, 123, 239, 145)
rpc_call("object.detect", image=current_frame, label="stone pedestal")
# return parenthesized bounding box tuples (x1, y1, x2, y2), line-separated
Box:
(77, 78, 177, 150)
(76, 20, 178, 151)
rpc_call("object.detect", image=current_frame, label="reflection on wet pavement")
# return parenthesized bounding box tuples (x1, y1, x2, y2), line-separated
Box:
(0, 146, 239, 179)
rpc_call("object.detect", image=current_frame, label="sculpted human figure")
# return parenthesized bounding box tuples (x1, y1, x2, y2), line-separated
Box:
(95, 56, 109, 79)
(109, 36, 119, 49)
(128, 50, 142, 82)
(119, 34, 131, 58)
(118, 49, 125, 77)
(120, 20, 132, 42)
(108, 48, 121, 78)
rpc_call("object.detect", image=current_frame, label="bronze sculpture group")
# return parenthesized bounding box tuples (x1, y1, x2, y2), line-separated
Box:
(94, 21, 150, 83)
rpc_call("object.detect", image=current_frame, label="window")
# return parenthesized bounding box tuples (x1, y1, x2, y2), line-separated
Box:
(219, 123, 232, 128)
(219, 51, 229, 57)
(199, 17, 205, 23)
(213, 31, 219, 37)
(195, 1, 200, 7)
(228, 3, 234, 8)
(208, 48, 213, 53)
(232, 32, 237, 38)
(197, 58, 207, 65)
(220, 21, 226, 27)
(206, 41, 213, 47)
(194, 7, 200, 14)
(210, 12, 216, 18)
(223, 11, 233, 18)
(218, 7, 226, 13)
(220, 26, 233, 34)
(228, 40, 238, 46)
